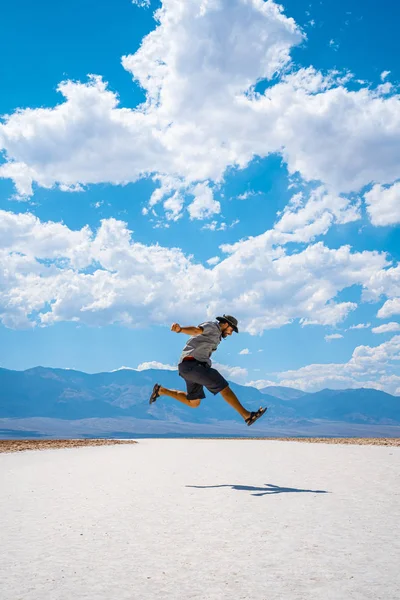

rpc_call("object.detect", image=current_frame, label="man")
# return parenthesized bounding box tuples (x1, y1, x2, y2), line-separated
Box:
(149, 314, 267, 426)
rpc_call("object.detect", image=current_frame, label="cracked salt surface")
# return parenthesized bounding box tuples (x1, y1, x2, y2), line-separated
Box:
(1, 439, 399, 599)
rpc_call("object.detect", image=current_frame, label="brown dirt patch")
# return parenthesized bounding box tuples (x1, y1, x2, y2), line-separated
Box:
(0, 439, 138, 454)
(1, 437, 399, 453)
(216, 437, 400, 445)
(265, 437, 400, 446)
(182, 437, 400, 446)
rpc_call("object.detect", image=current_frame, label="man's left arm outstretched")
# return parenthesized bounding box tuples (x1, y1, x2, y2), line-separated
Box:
(171, 323, 203, 336)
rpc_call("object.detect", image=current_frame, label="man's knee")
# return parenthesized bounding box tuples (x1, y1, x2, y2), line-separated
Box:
(189, 398, 202, 408)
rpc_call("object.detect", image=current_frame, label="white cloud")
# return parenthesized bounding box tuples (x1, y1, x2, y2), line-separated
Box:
(364, 182, 400, 226)
(239, 348, 251, 355)
(213, 362, 248, 384)
(59, 183, 85, 193)
(187, 184, 221, 220)
(136, 361, 177, 370)
(202, 218, 239, 231)
(359, 264, 400, 309)
(0, 209, 92, 267)
(376, 82, 393, 96)
(381, 71, 391, 81)
(0, 0, 301, 203)
(348, 323, 370, 330)
(1, 209, 396, 333)
(148, 176, 182, 209)
(275, 335, 400, 395)
(164, 191, 184, 221)
(132, 0, 150, 7)
(0, 210, 208, 329)
(237, 191, 259, 201)
(217, 232, 392, 333)
(206, 256, 220, 266)
(202, 221, 226, 232)
(246, 379, 276, 389)
(325, 333, 343, 341)
(273, 186, 360, 243)
(377, 298, 400, 319)
(0, 0, 399, 225)
(268, 70, 400, 194)
(371, 322, 400, 334)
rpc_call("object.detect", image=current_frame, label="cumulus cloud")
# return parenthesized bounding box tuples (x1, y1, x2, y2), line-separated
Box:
(213, 362, 248, 383)
(348, 323, 371, 330)
(202, 221, 226, 232)
(187, 184, 221, 220)
(217, 234, 392, 334)
(202, 219, 239, 231)
(273, 186, 360, 243)
(136, 361, 177, 370)
(163, 191, 185, 221)
(237, 190, 259, 201)
(239, 348, 251, 355)
(371, 322, 400, 334)
(246, 379, 276, 389)
(1, 2, 399, 338)
(0, 1, 301, 207)
(206, 256, 221, 266)
(377, 298, 400, 319)
(0, 0, 399, 227)
(0, 209, 92, 267)
(360, 263, 400, 312)
(364, 182, 400, 226)
(325, 333, 343, 341)
(275, 335, 400, 395)
(0, 209, 397, 332)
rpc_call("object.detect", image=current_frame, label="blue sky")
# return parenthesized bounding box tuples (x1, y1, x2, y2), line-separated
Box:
(0, 0, 399, 394)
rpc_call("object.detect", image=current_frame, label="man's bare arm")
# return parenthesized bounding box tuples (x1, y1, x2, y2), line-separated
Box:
(171, 323, 203, 336)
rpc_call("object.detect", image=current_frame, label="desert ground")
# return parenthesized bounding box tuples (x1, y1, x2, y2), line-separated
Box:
(1, 439, 399, 599)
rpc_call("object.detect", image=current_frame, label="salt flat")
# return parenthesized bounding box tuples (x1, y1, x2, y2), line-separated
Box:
(1, 439, 399, 600)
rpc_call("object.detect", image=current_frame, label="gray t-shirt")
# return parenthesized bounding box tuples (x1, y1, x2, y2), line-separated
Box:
(178, 321, 222, 366)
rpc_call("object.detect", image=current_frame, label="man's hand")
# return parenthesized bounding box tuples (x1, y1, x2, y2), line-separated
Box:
(171, 323, 182, 333)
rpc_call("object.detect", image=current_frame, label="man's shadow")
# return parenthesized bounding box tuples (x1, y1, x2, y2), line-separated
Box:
(186, 483, 329, 497)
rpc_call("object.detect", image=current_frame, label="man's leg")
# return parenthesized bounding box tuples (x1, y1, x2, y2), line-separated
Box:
(220, 386, 251, 420)
(159, 386, 201, 408)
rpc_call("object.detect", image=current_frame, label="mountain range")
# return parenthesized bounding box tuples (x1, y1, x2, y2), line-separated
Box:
(1, 366, 399, 438)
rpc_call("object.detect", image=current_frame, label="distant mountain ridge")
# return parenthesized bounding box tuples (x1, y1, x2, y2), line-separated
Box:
(1, 366, 399, 437)
(260, 385, 306, 400)
(0, 366, 272, 422)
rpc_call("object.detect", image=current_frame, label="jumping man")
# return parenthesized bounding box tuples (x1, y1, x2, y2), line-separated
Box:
(149, 314, 267, 426)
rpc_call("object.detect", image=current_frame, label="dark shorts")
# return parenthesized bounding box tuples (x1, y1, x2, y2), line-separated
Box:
(178, 360, 229, 400)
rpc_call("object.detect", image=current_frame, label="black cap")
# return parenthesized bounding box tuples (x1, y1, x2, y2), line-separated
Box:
(216, 314, 239, 333)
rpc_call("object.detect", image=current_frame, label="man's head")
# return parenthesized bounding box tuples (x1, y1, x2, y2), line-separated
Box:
(216, 315, 239, 338)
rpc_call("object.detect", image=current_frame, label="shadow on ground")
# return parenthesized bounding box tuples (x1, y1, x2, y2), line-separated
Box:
(187, 483, 329, 496)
